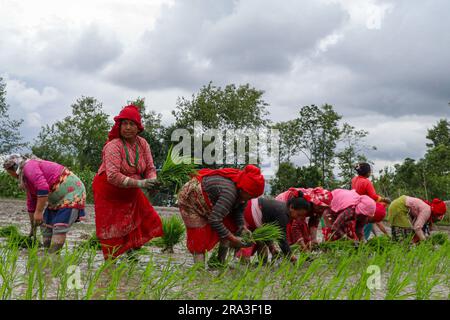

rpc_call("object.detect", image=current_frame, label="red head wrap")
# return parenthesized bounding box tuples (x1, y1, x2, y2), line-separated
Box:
(107, 105, 144, 142)
(372, 202, 387, 222)
(429, 198, 447, 219)
(198, 165, 265, 198)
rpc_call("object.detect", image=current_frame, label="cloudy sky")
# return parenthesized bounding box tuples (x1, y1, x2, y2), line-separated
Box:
(1, 0, 449, 174)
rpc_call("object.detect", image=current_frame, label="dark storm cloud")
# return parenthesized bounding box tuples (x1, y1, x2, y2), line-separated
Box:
(105, 0, 346, 90)
(322, 0, 450, 117)
(40, 24, 123, 72)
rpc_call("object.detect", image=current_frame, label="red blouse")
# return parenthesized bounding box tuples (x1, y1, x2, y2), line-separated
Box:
(97, 136, 157, 187)
(351, 176, 380, 202)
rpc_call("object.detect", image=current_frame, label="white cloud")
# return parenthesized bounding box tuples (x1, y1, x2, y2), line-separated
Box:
(3, 75, 61, 111)
(26, 112, 43, 128)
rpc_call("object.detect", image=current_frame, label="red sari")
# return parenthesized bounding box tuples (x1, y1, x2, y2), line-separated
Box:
(93, 173, 163, 259)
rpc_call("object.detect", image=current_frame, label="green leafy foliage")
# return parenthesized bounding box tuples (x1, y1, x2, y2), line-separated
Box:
(0, 77, 27, 154)
(0, 172, 26, 199)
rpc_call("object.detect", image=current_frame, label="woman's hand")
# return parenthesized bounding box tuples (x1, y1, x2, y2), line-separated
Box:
(137, 178, 161, 189)
(34, 211, 44, 225)
(226, 234, 249, 248)
(238, 226, 252, 238)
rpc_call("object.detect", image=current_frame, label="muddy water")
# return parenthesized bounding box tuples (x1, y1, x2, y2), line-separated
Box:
(1, 198, 449, 300)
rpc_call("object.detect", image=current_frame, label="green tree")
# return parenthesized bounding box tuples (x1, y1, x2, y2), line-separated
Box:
(270, 162, 322, 196)
(426, 119, 450, 148)
(272, 119, 300, 163)
(336, 123, 376, 187)
(172, 82, 270, 167)
(270, 162, 300, 196)
(0, 77, 27, 154)
(297, 104, 342, 188)
(32, 96, 111, 170)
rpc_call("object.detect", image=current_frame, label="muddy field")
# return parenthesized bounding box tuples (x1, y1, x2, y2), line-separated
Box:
(0, 198, 449, 300)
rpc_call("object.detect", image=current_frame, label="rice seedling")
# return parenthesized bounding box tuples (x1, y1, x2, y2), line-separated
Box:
(242, 223, 283, 244)
(428, 232, 448, 245)
(79, 233, 102, 251)
(150, 215, 185, 253)
(0, 225, 20, 237)
(157, 145, 198, 194)
(385, 258, 413, 300)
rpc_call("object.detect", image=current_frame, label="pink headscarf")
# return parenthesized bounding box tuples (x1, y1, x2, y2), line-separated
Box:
(331, 189, 376, 217)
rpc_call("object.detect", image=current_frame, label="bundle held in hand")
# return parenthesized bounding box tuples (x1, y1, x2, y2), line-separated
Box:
(242, 223, 283, 244)
(156, 145, 198, 194)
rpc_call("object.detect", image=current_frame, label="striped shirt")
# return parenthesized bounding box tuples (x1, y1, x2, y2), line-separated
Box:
(202, 175, 245, 239)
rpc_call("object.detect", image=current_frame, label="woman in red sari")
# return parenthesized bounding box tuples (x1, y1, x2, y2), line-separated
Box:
(177, 165, 265, 264)
(93, 105, 163, 260)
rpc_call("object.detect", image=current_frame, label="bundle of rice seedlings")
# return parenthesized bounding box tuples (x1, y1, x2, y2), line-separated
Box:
(156, 145, 198, 194)
(7, 232, 39, 248)
(207, 247, 223, 268)
(79, 233, 102, 250)
(0, 225, 20, 238)
(428, 232, 448, 245)
(150, 215, 185, 253)
(242, 223, 283, 244)
(0, 225, 39, 248)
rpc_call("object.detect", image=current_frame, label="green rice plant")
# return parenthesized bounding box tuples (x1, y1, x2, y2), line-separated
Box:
(0, 246, 19, 299)
(157, 145, 198, 194)
(385, 258, 413, 300)
(2, 226, 40, 249)
(79, 233, 102, 251)
(242, 223, 283, 244)
(415, 258, 440, 299)
(207, 246, 226, 269)
(150, 215, 185, 253)
(0, 225, 20, 238)
(287, 258, 325, 299)
(428, 232, 448, 245)
(317, 239, 356, 253)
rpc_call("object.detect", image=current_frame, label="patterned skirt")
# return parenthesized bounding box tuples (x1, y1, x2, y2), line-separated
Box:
(43, 169, 86, 231)
(177, 178, 237, 254)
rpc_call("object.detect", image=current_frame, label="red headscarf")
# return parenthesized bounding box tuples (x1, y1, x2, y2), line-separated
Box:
(198, 165, 265, 198)
(372, 202, 387, 223)
(107, 105, 144, 142)
(423, 198, 447, 220)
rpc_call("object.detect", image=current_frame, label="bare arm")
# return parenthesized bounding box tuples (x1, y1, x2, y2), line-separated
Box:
(33, 196, 48, 225)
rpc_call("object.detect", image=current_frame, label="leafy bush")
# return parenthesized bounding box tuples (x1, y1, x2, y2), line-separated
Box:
(0, 172, 25, 199)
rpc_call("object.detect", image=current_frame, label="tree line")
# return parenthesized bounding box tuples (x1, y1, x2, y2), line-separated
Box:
(1, 77, 449, 203)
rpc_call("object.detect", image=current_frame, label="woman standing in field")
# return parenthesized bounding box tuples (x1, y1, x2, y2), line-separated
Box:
(177, 165, 265, 264)
(3, 154, 86, 253)
(351, 162, 390, 239)
(387, 196, 446, 242)
(93, 105, 163, 260)
(235, 196, 311, 263)
(323, 189, 376, 242)
(276, 187, 332, 250)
